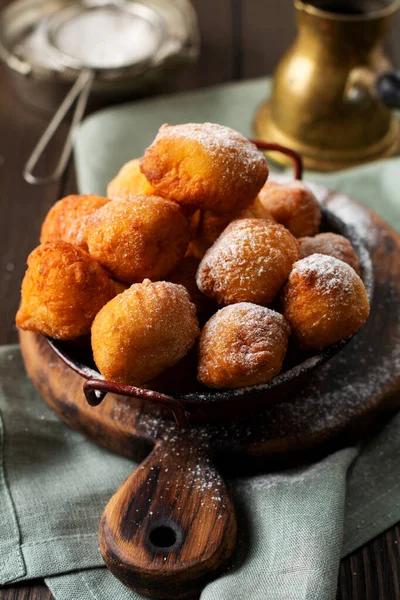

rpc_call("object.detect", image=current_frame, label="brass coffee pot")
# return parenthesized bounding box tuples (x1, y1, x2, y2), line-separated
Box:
(254, 0, 400, 171)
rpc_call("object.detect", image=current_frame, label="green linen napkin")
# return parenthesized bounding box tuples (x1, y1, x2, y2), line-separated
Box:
(1, 78, 400, 600)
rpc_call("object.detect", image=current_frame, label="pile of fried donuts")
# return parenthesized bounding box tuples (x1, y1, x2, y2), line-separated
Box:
(16, 122, 370, 390)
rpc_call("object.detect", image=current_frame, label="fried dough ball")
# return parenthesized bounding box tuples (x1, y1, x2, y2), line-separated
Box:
(168, 256, 215, 320)
(91, 280, 200, 386)
(140, 123, 269, 214)
(281, 254, 370, 349)
(40, 194, 109, 250)
(188, 198, 275, 259)
(85, 196, 190, 283)
(299, 232, 360, 274)
(16, 242, 115, 340)
(197, 219, 300, 306)
(258, 180, 321, 237)
(107, 158, 154, 200)
(198, 303, 290, 388)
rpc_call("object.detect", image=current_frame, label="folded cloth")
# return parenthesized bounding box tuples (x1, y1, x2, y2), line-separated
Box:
(1, 78, 399, 600)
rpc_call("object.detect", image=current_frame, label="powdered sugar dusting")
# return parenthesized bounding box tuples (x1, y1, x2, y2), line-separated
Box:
(292, 253, 361, 295)
(132, 285, 400, 447)
(157, 122, 259, 158)
(203, 303, 288, 341)
(60, 252, 398, 468)
(92, 279, 200, 385)
(155, 122, 266, 184)
(85, 195, 189, 282)
(197, 219, 299, 305)
(123, 415, 227, 511)
(201, 303, 289, 370)
(198, 303, 290, 387)
(299, 232, 360, 274)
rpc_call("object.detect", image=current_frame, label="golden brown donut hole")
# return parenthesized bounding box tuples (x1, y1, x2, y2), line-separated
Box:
(198, 303, 290, 388)
(40, 194, 109, 250)
(107, 158, 155, 199)
(16, 242, 115, 340)
(196, 218, 300, 306)
(140, 123, 269, 214)
(85, 195, 190, 283)
(258, 180, 321, 238)
(91, 280, 200, 386)
(281, 254, 370, 349)
(299, 232, 360, 274)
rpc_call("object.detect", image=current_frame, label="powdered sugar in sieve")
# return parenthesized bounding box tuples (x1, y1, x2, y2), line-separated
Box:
(49, 5, 161, 70)
(24, 2, 166, 185)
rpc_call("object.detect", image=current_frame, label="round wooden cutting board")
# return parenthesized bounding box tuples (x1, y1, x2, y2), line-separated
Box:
(19, 187, 400, 599)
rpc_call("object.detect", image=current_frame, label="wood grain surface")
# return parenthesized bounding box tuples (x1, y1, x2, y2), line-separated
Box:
(1, 0, 400, 598)
(99, 437, 236, 598)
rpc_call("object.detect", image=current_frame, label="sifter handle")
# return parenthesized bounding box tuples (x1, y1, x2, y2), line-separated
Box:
(23, 68, 94, 185)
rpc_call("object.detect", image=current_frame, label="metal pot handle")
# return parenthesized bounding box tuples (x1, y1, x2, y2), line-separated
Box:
(23, 68, 94, 185)
(251, 140, 303, 179)
(83, 378, 190, 428)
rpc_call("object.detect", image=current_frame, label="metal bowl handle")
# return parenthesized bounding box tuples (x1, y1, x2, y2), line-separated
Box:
(251, 140, 304, 180)
(83, 378, 190, 428)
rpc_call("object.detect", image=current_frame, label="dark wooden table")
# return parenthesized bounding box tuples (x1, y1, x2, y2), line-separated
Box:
(1, 0, 400, 598)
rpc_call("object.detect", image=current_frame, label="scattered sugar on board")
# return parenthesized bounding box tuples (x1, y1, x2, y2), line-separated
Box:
(131, 420, 226, 509)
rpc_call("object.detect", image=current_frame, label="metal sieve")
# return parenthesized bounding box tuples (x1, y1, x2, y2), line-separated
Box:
(23, 1, 169, 185)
